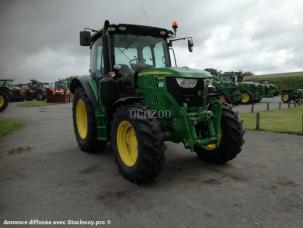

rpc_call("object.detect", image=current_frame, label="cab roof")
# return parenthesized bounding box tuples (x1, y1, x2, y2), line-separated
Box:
(92, 23, 173, 43)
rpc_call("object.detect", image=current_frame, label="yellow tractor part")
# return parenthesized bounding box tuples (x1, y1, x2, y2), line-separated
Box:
(117, 121, 138, 167)
(76, 99, 88, 139)
(201, 128, 222, 151)
(202, 143, 218, 151)
(0, 95, 4, 108)
(241, 93, 250, 103)
(282, 94, 289, 102)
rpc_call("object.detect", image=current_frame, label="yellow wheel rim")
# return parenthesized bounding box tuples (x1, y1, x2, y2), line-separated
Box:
(76, 99, 88, 139)
(201, 128, 222, 151)
(117, 121, 138, 167)
(0, 95, 4, 108)
(241, 93, 250, 103)
(282, 94, 289, 102)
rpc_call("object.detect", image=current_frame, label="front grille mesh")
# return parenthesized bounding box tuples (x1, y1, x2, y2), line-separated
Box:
(166, 77, 204, 106)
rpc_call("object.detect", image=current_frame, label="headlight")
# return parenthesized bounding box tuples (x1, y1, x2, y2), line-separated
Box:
(176, 78, 198, 88)
(204, 78, 213, 87)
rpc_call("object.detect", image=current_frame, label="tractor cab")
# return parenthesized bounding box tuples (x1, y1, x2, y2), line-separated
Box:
(79, 21, 196, 95)
(0, 79, 13, 88)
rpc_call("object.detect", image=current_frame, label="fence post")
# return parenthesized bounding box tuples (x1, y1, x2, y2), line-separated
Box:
(256, 113, 260, 130)
(288, 102, 291, 109)
(279, 102, 282, 110)
(294, 101, 297, 108)
(266, 102, 270, 111)
(251, 103, 254, 113)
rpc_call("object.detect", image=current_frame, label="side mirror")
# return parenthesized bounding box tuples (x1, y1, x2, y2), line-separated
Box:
(188, 39, 193, 52)
(80, 31, 91, 46)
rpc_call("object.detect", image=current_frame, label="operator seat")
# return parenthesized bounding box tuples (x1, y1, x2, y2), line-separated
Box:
(118, 64, 134, 86)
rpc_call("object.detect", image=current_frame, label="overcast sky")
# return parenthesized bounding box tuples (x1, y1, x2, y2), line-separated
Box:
(0, 0, 302, 83)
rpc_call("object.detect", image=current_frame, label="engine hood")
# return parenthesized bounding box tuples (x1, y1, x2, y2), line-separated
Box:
(139, 67, 212, 79)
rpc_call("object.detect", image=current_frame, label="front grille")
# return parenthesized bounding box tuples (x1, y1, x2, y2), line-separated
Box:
(166, 77, 204, 106)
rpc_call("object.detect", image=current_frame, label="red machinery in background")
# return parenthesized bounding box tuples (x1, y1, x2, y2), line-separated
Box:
(47, 80, 71, 103)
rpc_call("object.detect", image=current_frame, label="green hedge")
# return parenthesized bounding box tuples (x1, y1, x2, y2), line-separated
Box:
(248, 76, 303, 90)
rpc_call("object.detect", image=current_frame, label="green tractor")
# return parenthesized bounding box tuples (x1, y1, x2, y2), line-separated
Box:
(222, 72, 262, 104)
(281, 89, 303, 103)
(258, 80, 279, 97)
(0, 79, 25, 112)
(0, 80, 10, 112)
(70, 21, 245, 182)
(204, 69, 241, 105)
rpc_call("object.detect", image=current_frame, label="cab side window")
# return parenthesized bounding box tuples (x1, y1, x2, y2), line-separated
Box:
(90, 37, 104, 75)
(142, 46, 153, 66)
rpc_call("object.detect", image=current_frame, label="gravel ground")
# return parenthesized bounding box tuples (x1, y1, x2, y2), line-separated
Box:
(0, 103, 302, 228)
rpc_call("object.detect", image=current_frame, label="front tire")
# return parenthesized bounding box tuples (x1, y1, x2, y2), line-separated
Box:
(36, 92, 44, 101)
(281, 93, 290, 103)
(0, 91, 9, 112)
(241, 91, 253, 104)
(111, 105, 166, 183)
(194, 104, 245, 163)
(72, 86, 106, 152)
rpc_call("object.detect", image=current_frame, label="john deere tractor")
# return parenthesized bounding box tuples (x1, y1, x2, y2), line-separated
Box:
(70, 20, 245, 182)
(204, 68, 241, 105)
(222, 72, 262, 104)
(0, 79, 25, 112)
(0, 80, 10, 112)
(281, 89, 303, 103)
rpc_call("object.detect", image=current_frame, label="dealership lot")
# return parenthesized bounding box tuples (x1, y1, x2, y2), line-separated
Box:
(0, 102, 303, 227)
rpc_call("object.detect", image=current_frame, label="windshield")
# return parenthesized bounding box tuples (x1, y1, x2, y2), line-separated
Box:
(55, 82, 66, 89)
(0, 80, 12, 87)
(113, 34, 170, 70)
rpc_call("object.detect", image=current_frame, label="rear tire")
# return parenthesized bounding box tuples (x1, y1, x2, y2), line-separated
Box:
(36, 92, 44, 101)
(111, 104, 166, 183)
(194, 103, 245, 163)
(0, 91, 9, 112)
(72, 86, 106, 153)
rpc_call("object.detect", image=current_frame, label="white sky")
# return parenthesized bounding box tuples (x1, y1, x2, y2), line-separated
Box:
(0, 0, 302, 83)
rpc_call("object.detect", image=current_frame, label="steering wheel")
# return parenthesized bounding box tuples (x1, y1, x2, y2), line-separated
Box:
(129, 58, 146, 65)
(129, 58, 138, 65)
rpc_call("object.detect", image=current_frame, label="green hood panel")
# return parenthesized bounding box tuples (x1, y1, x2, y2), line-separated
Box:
(139, 67, 212, 79)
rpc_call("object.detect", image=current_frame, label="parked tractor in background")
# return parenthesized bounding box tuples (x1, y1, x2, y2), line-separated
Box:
(281, 89, 303, 103)
(0, 88, 9, 112)
(243, 78, 279, 99)
(47, 80, 71, 103)
(27, 79, 48, 100)
(70, 20, 244, 183)
(16, 84, 36, 100)
(42, 83, 54, 97)
(0, 79, 26, 112)
(222, 72, 262, 104)
(204, 68, 241, 105)
(258, 80, 279, 96)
